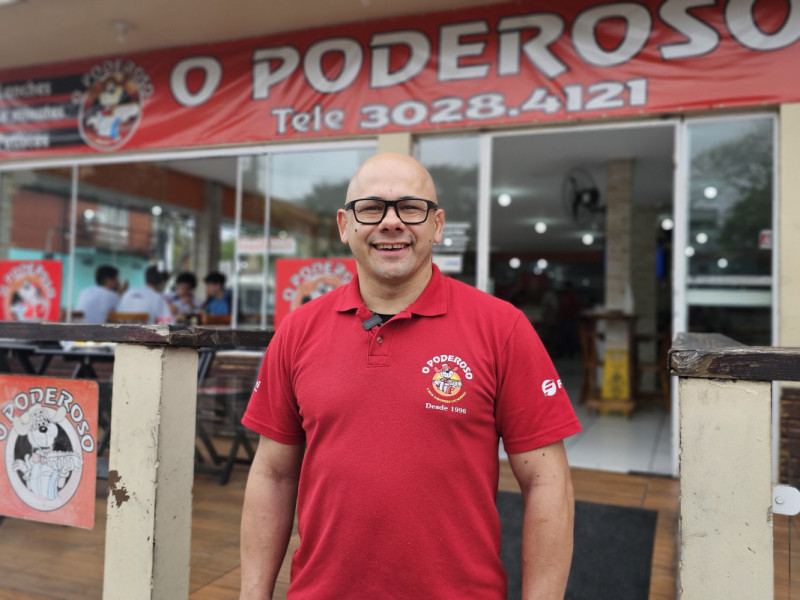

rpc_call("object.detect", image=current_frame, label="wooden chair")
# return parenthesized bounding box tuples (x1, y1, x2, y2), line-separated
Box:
(107, 312, 150, 324)
(204, 314, 231, 326)
(633, 330, 671, 410)
(578, 318, 603, 405)
(60, 309, 84, 322)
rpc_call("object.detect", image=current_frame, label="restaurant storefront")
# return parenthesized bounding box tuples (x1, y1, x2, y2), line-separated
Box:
(1, 1, 799, 475)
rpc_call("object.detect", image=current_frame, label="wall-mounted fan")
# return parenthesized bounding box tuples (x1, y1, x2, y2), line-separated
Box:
(562, 167, 604, 222)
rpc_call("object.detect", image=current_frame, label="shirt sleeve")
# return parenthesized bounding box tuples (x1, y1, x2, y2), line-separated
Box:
(494, 313, 581, 454)
(241, 324, 306, 445)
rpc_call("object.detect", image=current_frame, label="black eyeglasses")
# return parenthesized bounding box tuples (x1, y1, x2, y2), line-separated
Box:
(344, 197, 439, 225)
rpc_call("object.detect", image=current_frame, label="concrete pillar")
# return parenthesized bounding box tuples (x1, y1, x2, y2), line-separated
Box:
(103, 344, 197, 600)
(196, 181, 222, 280)
(0, 173, 12, 260)
(779, 103, 800, 348)
(632, 204, 659, 379)
(604, 159, 634, 350)
(378, 132, 413, 155)
(679, 377, 773, 599)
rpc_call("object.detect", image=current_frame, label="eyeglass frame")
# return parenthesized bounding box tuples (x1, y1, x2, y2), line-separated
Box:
(343, 197, 440, 225)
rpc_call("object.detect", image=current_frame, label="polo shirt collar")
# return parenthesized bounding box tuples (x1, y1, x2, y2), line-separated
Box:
(335, 263, 447, 319)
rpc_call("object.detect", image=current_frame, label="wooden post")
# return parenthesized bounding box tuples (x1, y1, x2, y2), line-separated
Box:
(678, 377, 773, 599)
(103, 344, 197, 600)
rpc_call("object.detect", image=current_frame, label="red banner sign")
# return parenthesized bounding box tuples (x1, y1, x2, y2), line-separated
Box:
(1, 1, 798, 158)
(0, 376, 98, 529)
(275, 258, 357, 328)
(0, 260, 62, 322)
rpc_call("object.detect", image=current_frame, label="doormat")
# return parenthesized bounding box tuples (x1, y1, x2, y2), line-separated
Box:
(497, 491, 658, 600)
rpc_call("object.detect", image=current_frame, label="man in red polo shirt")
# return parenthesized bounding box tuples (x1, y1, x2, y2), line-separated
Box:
(240, 153, 581, 599)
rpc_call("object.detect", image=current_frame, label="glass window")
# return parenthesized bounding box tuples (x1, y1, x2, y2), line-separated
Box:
(685, 117, 774, 346)
(687, 118, 773, 278)
(232, 147, 376, 327)
(1, 168, 76, 318)
(416, 134, 479, 286)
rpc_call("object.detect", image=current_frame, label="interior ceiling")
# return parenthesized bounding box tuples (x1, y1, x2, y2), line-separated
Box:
(491, 125, 675, 254)
(163, 125, 675, 255)
(0, 0, 506, 70)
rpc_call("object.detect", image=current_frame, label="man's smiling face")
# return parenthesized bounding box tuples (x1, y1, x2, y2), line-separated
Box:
(337, 153, 444, 290)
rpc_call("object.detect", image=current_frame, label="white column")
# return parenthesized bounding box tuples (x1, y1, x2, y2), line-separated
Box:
(679, 377, 773, 599)
(103, 344, 197, 600)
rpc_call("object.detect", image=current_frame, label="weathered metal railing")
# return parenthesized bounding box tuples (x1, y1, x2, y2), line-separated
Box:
(670, 332, 800, 600)
(0, 322, 273, 600)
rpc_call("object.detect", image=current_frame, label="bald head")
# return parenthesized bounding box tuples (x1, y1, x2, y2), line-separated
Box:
(346, 153, 437, 205)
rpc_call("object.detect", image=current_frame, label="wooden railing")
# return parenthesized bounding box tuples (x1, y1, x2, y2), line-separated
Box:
(0, 322, 273, 600)
(669, 332, 800, 600)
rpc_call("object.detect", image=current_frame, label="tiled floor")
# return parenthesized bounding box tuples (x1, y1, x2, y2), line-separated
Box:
(500, 357, 674, 477)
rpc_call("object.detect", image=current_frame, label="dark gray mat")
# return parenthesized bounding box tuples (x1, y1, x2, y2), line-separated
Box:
(497, 491, 658, 600)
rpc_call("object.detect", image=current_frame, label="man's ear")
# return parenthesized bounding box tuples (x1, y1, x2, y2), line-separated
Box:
(337, 208, 350, 244)
(433, 208, 445, 244)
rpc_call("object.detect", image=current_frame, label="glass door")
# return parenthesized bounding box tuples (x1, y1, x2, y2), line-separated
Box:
(677, 115, 776, 346)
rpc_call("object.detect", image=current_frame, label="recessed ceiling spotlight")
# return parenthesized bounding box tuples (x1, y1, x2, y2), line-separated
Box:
(661, 218, 674, 231)
(534, 221, 547, 234)
(497, 193, 511, 207)
(536, 258, 548, 270)
(582, 233, 594, 245)
(696, 232, 708, 244)
(509, 257, 521, 269)
(112, 19, 135, 43)
(704, 186, 718, 199)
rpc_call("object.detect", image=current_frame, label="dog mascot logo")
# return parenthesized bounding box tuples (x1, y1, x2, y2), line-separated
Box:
(6, 405, 83, 511)
(76, 60, 153, 151)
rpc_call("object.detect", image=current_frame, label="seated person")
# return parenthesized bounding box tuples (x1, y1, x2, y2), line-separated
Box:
(76, 264, 128, 323)
(166, 271, 203, 318)
(202, 271, 233, 316)
(116, 265, 172, 324)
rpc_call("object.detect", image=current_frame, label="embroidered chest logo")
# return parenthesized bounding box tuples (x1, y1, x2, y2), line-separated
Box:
(422, 354, 472, 406)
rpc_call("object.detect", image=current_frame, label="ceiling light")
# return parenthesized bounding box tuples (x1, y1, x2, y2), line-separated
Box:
(704, 186, 718, 199)
(151, 205, 163, 216)
(661, 218, 674, 231)
(717, 258, 728, 269)
(509, 257, 521, 269)
(685, 246, 695, 257)
(536, 258, 548, 270)
(582, 233, 594, 245)
(696, 232, 708, 244)
(534, 221, 547, 234)
(443, 238, 453, 247)
(112, 19, 134, 43)
(497, 193, 511, 207)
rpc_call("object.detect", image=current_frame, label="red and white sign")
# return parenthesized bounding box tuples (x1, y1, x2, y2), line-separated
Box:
(0, 260, 62, 322)
(0, 1, 798, 159)
(0, 376, 98, 529)
(759, 229, 773, 249)
(236, 236, 298, 255)
(275, 258, 356, 328)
